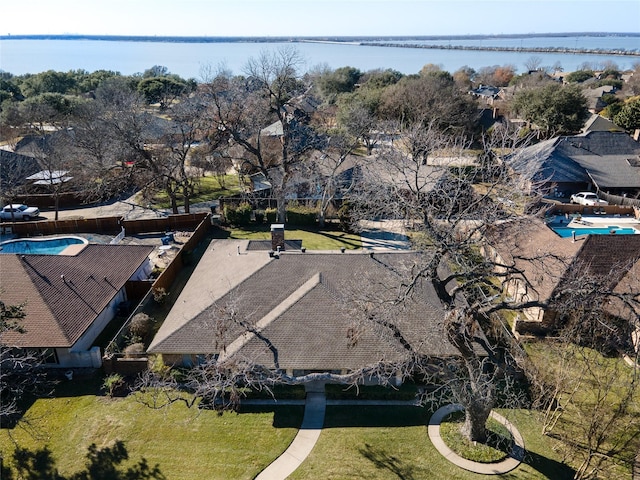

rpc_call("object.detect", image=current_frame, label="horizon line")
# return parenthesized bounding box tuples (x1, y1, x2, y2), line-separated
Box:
(2, 31, 639, 41)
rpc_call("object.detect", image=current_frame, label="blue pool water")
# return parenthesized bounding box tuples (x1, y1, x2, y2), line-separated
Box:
(550, 226, 638, 238)
(0, 236, 88, 254)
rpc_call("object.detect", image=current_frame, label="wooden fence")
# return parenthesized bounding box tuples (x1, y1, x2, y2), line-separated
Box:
(103, 213, 213, 373)
(2, 213, 209, 236)
(546, 203, 638, 217)
(598, 191, 640, 208)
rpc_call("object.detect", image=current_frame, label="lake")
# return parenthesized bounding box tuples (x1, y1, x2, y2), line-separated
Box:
(1, 35, 639, 79)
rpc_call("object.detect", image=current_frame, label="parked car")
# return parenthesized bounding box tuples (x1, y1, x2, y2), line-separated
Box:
(0, 204, 40, 221)
(569, 192, 609, 206)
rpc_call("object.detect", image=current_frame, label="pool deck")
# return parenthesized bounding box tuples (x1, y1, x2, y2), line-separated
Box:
(553, 214, 640, 230)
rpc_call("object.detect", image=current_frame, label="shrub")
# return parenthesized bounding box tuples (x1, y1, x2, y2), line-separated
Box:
(129, 313, 153, 338)
(286, 205, 318, 227)
(254, 210, 265, 224)
(102, 373, 124, 397)
(224, 202, 252, 226)
(123, 342, 145, 358)
(265, 208, 278, 223)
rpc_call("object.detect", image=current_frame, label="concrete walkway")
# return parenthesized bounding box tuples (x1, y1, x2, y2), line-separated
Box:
(428, 404, 525, 475)
(255, 392, 326, 480)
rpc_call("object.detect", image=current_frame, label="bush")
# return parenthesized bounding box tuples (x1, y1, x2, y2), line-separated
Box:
(254, 210, 265, 224)
(129, 313, 153, 338)
(224, 202, 252, 226)
(265, 208, 278, 223)
(286, 205, 318, 227)
(102, 373, 124, 397)
(123, 342, 145, 358)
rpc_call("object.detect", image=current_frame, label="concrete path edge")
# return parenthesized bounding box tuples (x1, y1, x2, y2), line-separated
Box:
(255, 392, 326, 480)
(428, 403, 525, 475)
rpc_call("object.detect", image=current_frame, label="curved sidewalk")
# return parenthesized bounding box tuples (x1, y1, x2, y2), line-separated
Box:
(428, 404, 525, 475)
(255, 392, 326, 480)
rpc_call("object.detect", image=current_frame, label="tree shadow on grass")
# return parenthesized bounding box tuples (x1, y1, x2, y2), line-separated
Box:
(520, 449, 576, 479)
(323, 405, 429, 429)
(315, 230, 362, 249)
(236, 404, 305, 429)
(4, 441, 165, 480)
(359, 443, 417, 480)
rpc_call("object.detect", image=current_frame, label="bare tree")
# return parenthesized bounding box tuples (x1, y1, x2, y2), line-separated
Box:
(0, 300, 53, 424)
(203, 48, 321, 221)
(137, 124, 543, 446)
(526, 262, 640, 479)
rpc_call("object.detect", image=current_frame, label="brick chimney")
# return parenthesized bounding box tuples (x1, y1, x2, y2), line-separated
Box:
(271, 224, 285, 251)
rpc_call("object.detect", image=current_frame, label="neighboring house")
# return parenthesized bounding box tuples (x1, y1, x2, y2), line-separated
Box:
(505, 130, 640, 197)
(483, 217, 582, 334)
(148, 240, 463, 377)
(485, 217, 640, 342)
(468, 85, 500, 105)
(582, 85, 617, 113)
(581, 113, 625, 133)
(0, 244, 154, 368)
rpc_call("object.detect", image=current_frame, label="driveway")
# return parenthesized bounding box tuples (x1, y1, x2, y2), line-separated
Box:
(40, 194, 219, 221)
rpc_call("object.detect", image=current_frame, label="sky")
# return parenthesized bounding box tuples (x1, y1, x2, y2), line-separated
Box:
(3, 0, 639, 37)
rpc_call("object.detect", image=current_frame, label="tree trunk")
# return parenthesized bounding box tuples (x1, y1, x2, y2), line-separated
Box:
(461, 401, 492, 443)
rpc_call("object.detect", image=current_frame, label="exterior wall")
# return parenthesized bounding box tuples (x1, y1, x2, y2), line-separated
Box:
(54, 346, 102, 368)
(72, 289, 126, 352)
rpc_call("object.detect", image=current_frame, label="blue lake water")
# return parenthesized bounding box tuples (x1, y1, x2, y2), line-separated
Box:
(1, 35, 638, 78)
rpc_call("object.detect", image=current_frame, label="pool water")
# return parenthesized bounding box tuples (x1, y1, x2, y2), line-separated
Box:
(550, 225, 638, 238)
(0, 236, 88, 254)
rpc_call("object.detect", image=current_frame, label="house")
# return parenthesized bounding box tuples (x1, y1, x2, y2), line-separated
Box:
(582, 85, 617, 114)
(505, 130, 640, 197)
(468, 85, 500, 105)
(0, 244, 154, 368)
(148, 240, 462, 377)
(581, 113, 625, 133)
(485, 217, 640, 343)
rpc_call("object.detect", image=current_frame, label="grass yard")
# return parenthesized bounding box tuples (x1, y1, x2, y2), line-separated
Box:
(0, 373, 303, 480)
(152, 174, 242, 208)
(216, 225, 362, 251)
(289, 406, 575, 480)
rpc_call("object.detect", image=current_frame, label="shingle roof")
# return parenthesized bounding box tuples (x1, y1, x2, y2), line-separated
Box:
(0, 244, 153, 348)
(485, 218, 583, 302)
(148, 248, 458, 370)
(507, 131, 640, 188)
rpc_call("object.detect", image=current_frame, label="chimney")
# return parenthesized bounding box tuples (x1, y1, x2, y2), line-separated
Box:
(271, 223, 285, 252)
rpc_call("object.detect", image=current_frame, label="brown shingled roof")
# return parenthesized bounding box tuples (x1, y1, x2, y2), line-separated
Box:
(149, 251, 457, 371)
(485, 217, 583, 303)
(0, 244, 153, 348)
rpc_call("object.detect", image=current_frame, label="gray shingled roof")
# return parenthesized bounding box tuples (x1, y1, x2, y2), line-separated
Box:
(148, 247, 459, 370)
(507, 131, 640, 188)
(0, 244, 153, 348)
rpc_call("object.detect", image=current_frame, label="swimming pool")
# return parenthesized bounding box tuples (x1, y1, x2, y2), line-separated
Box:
(0, 236, 88, 254)
(550, 225, 639, 238)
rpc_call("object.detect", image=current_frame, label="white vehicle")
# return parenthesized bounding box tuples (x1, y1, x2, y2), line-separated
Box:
(569, 192, 608, 206)
(0, 204, 40, 221)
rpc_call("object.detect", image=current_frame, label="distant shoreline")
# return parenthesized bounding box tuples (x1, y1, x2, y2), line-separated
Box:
(1, 32, 639, 43)
(366, 42, 640, 57)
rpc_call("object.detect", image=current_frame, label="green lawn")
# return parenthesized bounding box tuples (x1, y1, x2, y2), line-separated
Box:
(216, 225, 362, 250)
(0, 374, 302, 480)
(3, 376, 577, 480)
(290, 406, 575, 480)
(152, 174, 242, 208)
